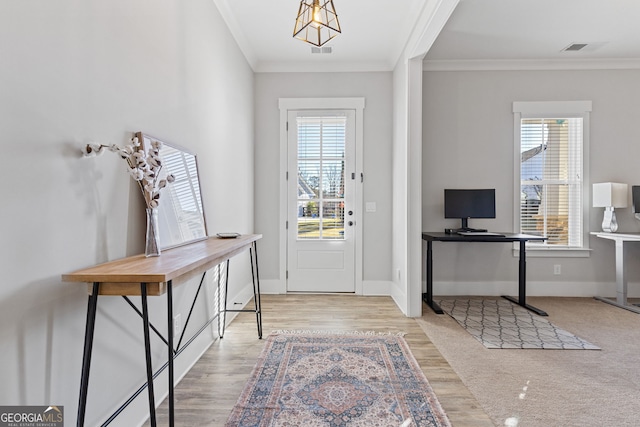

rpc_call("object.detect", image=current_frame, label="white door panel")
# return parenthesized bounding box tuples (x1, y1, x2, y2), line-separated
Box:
(296, 249, 344, 270)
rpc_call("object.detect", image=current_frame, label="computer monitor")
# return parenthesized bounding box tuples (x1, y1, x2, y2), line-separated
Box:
(632, 186, 640, 219)
(444, 188, 496, 232)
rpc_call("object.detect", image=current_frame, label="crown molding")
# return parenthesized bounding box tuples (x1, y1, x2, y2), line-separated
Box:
(423, 58, 640, 71)
(255, 60, 394, 73)
(213, 0, 258, 70)
(404, 0, 459, 61)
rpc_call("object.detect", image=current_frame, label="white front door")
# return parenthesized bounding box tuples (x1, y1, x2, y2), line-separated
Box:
(287, 110, 356, 292)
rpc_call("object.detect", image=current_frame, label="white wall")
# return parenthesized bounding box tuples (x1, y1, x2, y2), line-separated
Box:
(0, 0, 254, 425)
(422, 68, 640, 297)
(254, 72, 393, 292)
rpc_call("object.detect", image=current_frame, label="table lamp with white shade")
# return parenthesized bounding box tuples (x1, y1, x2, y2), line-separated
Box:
(593, 182, 628, 232)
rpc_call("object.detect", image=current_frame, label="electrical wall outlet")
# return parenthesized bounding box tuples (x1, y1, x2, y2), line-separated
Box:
(174, 313, 182, 335)
(553, 264, 561, 275)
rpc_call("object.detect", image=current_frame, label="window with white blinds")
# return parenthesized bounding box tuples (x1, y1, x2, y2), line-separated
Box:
(513, 101, 591, 251)
(296, 115, 347, 240)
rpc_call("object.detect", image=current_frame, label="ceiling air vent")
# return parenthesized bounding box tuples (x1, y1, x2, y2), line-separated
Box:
(311, 46, 333, 54)
(563, 43, 588, 52)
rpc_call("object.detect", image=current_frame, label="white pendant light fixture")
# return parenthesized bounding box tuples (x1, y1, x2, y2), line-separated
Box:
(293, 0, 341, 47)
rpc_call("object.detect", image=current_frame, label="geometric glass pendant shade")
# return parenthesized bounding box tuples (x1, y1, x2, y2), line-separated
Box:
(293, 0, 341, 47)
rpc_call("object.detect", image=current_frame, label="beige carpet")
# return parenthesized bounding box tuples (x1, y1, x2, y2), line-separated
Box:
(418, 297, 640, 427)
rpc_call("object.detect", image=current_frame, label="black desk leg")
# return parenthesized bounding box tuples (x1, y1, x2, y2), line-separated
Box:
(77, 282, 100, 427)
(422, 241, 444, 314)
(518, 240, 526, 306)
(250, 242, 263, 339)
(502, 241, 548, 316)
(167, 280, 174, 427)
(140, 283, 157, 427)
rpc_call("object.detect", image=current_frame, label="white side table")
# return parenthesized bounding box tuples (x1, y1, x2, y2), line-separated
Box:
(592, 232, 640, 314)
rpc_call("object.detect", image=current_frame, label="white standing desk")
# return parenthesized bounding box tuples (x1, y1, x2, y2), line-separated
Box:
(592, 232, 640, 314)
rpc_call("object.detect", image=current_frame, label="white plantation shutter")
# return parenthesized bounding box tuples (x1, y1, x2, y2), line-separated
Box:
(514, 101, 591, 251)
(296, 115, 347, 240)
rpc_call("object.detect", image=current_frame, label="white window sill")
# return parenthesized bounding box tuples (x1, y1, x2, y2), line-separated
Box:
(512, 247, 592, 258)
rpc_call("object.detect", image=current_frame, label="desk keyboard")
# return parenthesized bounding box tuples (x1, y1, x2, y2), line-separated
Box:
(457, 231, 505, 236)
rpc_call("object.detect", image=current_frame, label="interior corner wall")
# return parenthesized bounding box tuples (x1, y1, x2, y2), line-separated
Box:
(422, 68, 640, 297)
(0, 1, 254, 425)
(390, 57, 425, 318)
(254, 72, 393, 293)
(388, 0, 459, 317)
(391, 60, 410, 313)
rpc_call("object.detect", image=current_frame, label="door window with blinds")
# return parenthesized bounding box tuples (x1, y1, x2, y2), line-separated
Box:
(296, 115, 347, 240)
(513, 101, 591, 251)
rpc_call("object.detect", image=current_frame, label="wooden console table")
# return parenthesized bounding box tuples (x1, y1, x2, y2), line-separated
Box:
(62, 234, 262, 427)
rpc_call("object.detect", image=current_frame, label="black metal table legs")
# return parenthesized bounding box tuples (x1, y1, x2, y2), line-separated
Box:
(501, 241, 548, 316)
(250, 242, 263, 339)
(219, 242, 263, 339)
(76, 280, 177, 427)
(218, 261, 229, 338)
(135, 281, 177, 427)
(166, 280, 174, 426)
(140, 283, 157, 427)
(77, 283, 100, 427)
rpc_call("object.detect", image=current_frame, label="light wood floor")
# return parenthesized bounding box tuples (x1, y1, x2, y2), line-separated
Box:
(147, 294, 494, 426)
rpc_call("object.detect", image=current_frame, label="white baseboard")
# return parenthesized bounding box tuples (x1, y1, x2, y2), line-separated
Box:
(259, 279, 285, 294)
(388, 280, 408, 315)
(362, 280, 392, 295)
(257, 279, 398, 297)
(226, 276, 640, 299)
(424, 280, 640, 298)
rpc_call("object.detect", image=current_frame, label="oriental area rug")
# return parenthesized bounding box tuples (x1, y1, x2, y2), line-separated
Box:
(225, 331, 452, 427)
(436, 298, 600, 350)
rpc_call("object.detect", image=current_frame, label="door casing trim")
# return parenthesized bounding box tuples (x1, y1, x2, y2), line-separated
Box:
(278, 97, 365, 294)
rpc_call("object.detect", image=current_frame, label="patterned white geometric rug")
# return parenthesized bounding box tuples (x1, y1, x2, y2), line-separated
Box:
(436, 298, 600, 350)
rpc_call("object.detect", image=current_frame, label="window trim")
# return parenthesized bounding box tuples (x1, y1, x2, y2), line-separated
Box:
(512, 101, 592, 257)
(294, 112, 351, 241)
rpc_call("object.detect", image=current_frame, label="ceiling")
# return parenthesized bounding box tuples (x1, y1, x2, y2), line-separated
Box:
(214, 0, 426, 72)
(214, 0, 640, 73)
